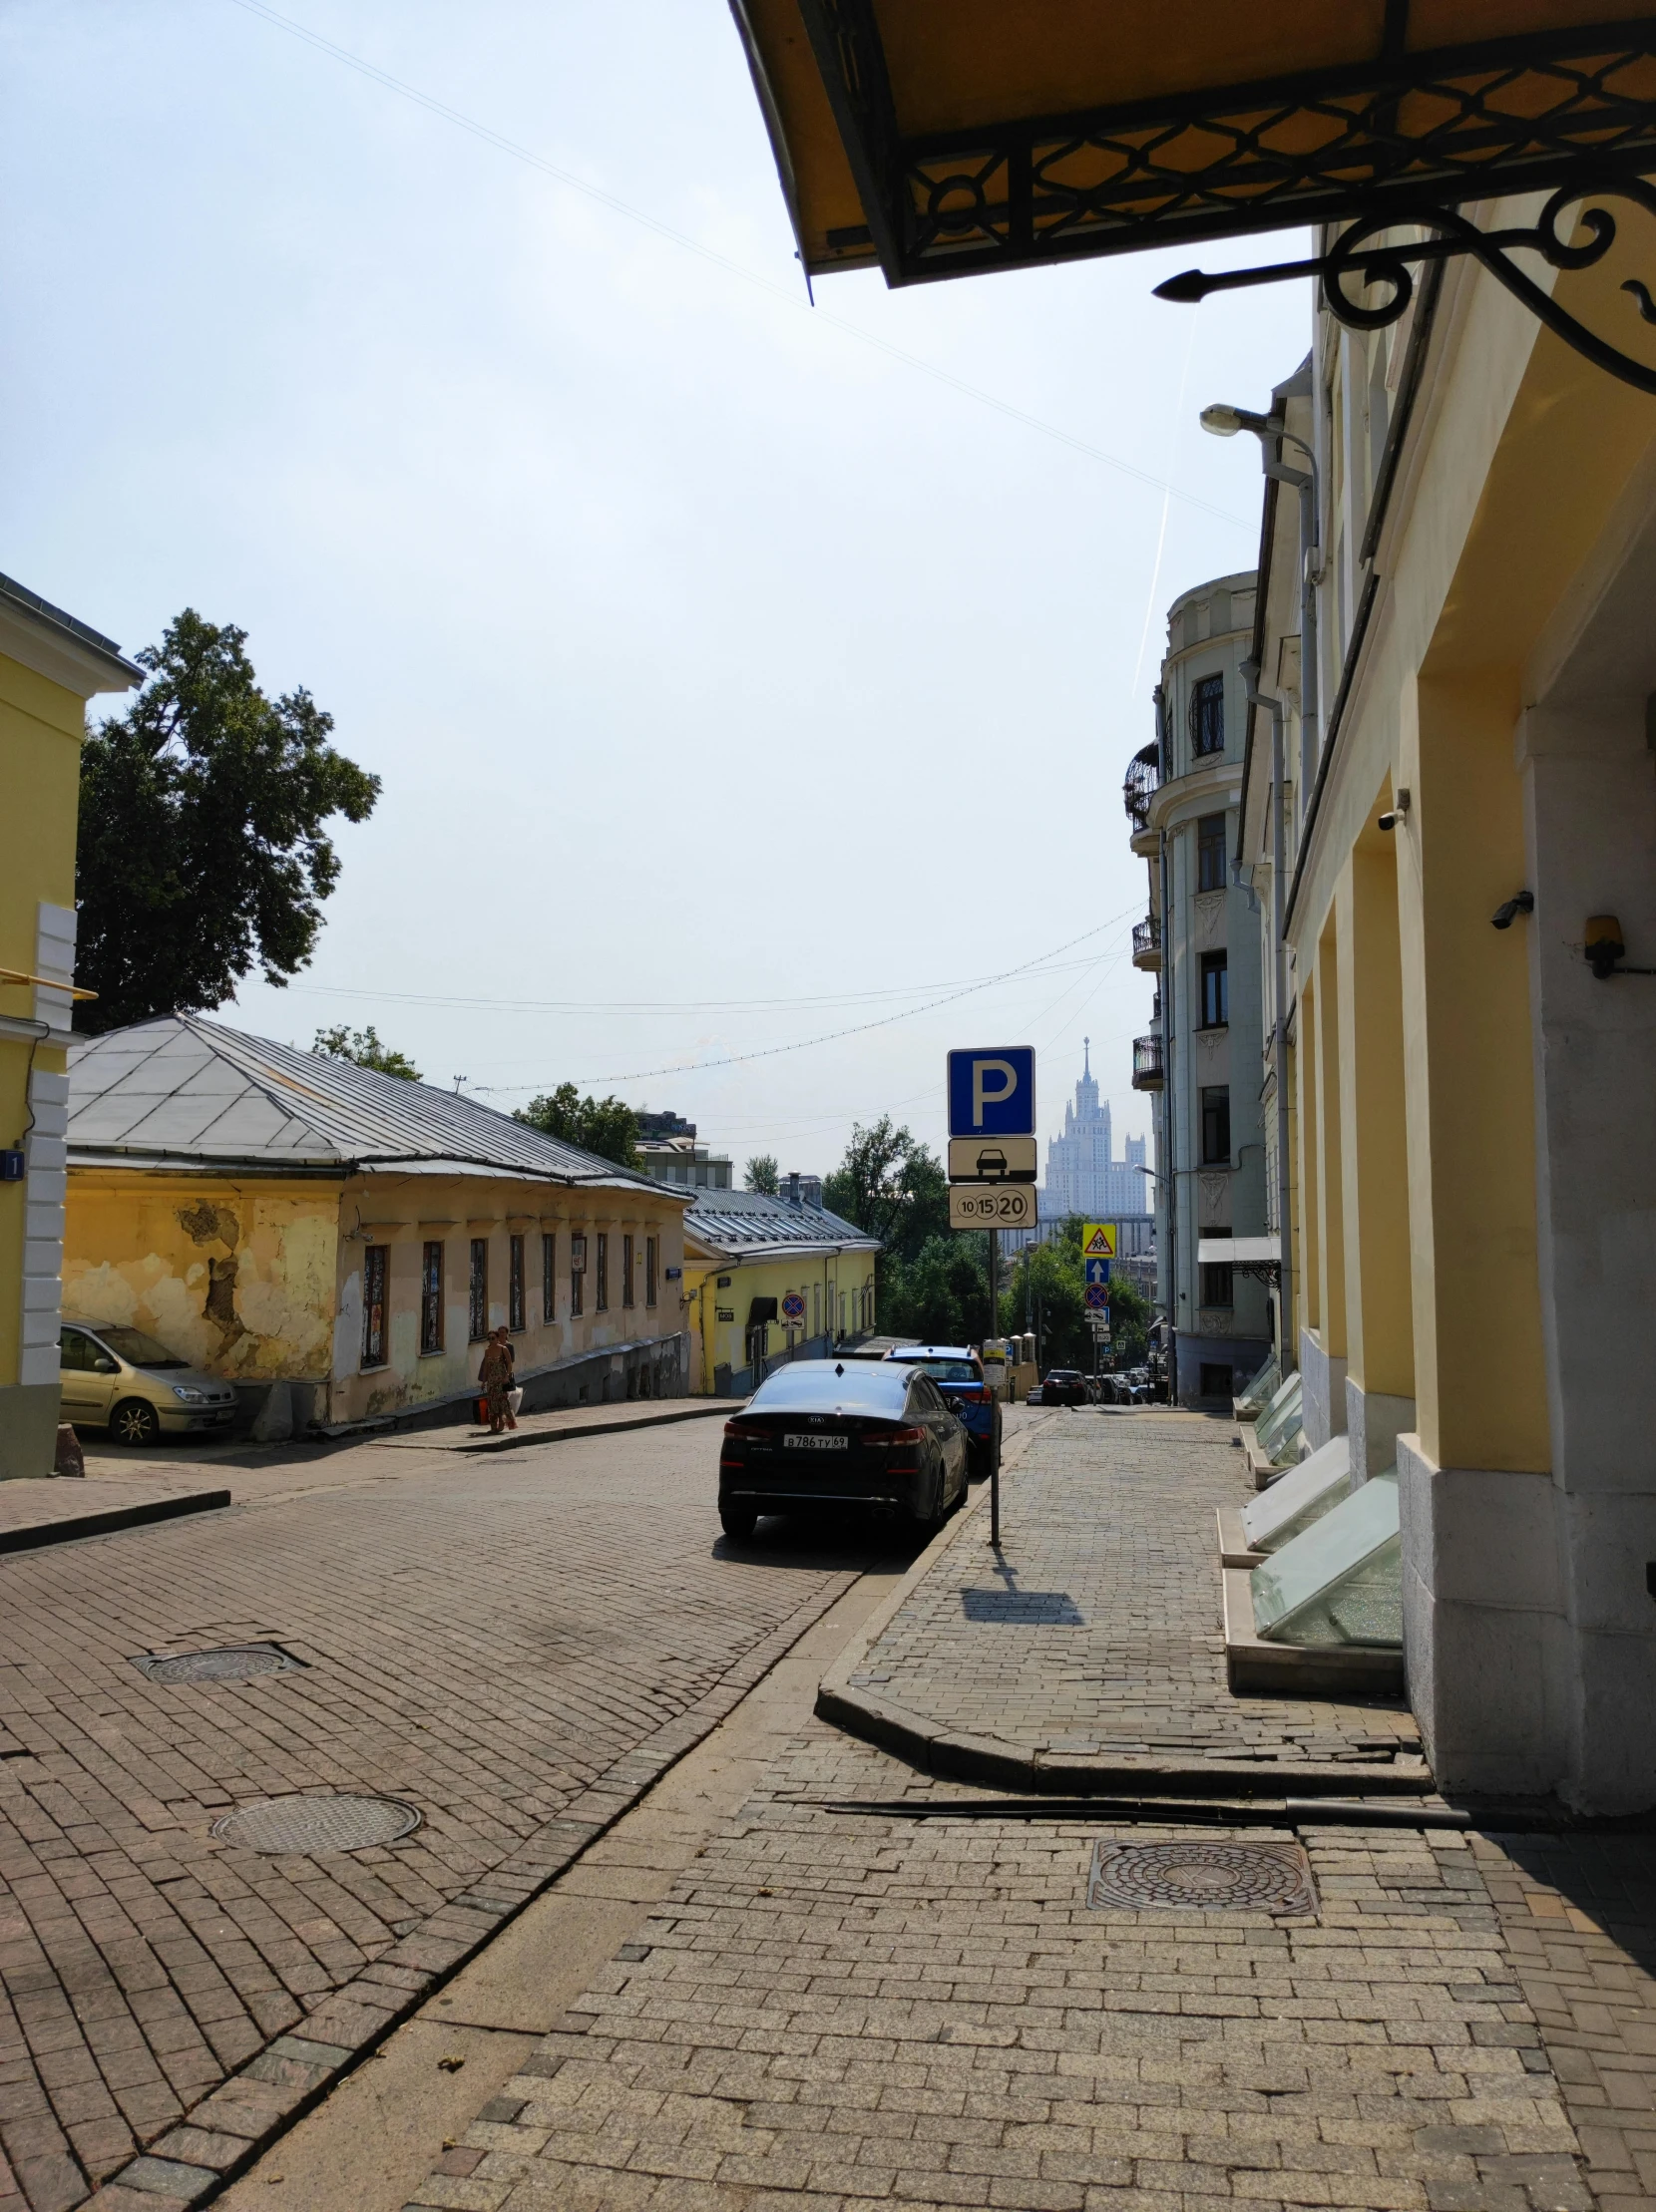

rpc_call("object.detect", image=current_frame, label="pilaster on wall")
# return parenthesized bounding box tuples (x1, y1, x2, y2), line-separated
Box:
(1296, 974, 1320, 1337)
(1313, 920, 1347, 1369)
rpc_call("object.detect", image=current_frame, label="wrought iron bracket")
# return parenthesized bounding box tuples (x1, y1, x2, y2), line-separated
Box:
(1155, 171, 1656, 394)
(1229, 1261, 1282, 1289)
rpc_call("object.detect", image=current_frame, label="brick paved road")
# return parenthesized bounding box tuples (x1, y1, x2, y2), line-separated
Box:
(845, 1409, 1423, 1772)
(405, 1717, 1592, 2212)
(0, 1419, 905, 2211)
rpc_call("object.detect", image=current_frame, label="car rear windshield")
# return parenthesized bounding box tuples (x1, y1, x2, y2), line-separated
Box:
(894, 1357, 981, 1384)
(93, 1327, 190, 1369)
(748, 1364, 910, 1415)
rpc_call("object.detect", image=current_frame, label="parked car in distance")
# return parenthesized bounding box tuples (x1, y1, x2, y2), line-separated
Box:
(882, 1344, 1002, 1480)
(58, 1322, 237, 1446)
(1040, 1368, 1089, 1406)
(718, 1357, 969, 1542)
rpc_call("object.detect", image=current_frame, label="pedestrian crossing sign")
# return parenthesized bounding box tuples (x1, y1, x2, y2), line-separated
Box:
(1081, 1222, 1117, 1258)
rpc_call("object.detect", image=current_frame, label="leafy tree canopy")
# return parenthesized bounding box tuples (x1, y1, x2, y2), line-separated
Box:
(515, 1083, 639, 1168)
(1000, 1218, 1151, 1371)
(312, 1024, 420, 1081)
(744, 1154, 779, 1195)
(76, 610, 379, 1033)
(881, 1234, 993, 1347)
(821, 1117, 949, 1270)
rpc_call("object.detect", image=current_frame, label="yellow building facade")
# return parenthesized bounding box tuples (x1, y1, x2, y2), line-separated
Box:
(680, 1189, 879, 1394)
(1238, 213, 1656, 1811)
(0, 574, 138, 1477)
(64, 1017, 690, 1435)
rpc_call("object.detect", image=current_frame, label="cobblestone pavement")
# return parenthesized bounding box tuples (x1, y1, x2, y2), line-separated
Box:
(842, 1410, 1422, 1773)
(402, 1718, 1596, 2212)
(0, 1418, 900, 2211)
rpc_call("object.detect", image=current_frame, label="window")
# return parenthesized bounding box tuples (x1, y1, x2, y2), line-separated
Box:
(1196, 812, 1228, 893)
(420, 1242, 444, 1354)
(645, 1236, 657, 1308)
(361, 1246, 388, 1369)
(1199, 1361, 1234, 1399)
(59, 1327, 90, 1370)
(1201, 1085, 1232, 1165)
(509, 1234, 526, 1332)
(542, 1233, 556, 1324)
(621, 1233, 635, 1308)
(1200, 950, 1229, 1028)
(595, 1233, 609, 1311)
(1190, 672, 1225, 757)
(1200, 1263, 1235, 1308)
(469, 1238, 489, 1341)
(571, 1232, 586, 1316)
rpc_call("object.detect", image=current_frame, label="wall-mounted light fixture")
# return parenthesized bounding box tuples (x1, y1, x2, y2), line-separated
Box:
(1584, 915, 1656, 978)
(1378, 788, 1411, 832)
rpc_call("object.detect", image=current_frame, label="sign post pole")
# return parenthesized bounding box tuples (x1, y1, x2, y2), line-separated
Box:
(989, 1227, 1000, 1548)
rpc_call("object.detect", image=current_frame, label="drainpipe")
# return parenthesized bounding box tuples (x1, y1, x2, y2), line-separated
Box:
(1153, 684, 1177, 1403)
(1243, 658, 1295, 1376)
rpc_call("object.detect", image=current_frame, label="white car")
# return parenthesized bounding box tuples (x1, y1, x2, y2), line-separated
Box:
(59, 1323, 238, 1447)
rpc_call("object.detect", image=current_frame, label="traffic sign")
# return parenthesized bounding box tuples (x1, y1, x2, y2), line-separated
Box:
(1081, 1221, 1118, 1258)
(947, 1048, 1035, 1138)
(1083, 1257, 1111, 1287)
(947, 1136, 1037, 1184)
(948, 1182, 1037, 1231)
(781, 1292, 806, 1322)
(1084, 1283, 1110, 1311)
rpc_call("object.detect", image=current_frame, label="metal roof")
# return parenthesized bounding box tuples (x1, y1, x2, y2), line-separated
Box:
(66, 1015, 677, 1194)
(684, 1185, 878, 1260)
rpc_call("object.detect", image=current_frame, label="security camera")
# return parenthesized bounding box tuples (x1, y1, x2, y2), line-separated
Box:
(1490, 891, 1534, 929)
(1378, 787, 1412, 832)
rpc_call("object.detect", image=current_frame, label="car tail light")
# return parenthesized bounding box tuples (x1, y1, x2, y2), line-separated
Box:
(956, 1384, 991, 1404)
(723, 1418, 763, 1438)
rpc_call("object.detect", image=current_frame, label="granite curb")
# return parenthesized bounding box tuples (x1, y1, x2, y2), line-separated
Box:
(449, 1398, 730, 1458)
(815, 1413, 1437, 1800)
(0, 1486, 231, 1557)
(81, 1565, 860, 2210)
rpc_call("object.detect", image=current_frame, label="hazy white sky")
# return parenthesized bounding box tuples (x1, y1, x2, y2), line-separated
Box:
(3, 0, 1308, 1179)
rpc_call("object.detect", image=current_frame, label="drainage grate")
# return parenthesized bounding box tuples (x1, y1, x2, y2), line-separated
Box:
(212, 1793, 421, 1855)
(1088, 1839, 1318, 1915)
(133, 1644, 303, 1685)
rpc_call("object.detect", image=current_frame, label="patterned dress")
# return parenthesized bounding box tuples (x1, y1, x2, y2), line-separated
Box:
(478, 1339, 514, 1427)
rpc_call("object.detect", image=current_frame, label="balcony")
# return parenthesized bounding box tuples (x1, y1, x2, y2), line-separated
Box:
(1131, 1033, 1164, 1091)
(1122, 742, 1161, 836)
(1131, 913, 1162, 971)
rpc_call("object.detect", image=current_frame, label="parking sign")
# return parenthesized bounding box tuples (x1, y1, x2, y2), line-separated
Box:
(947, 1048, 1035, 1138)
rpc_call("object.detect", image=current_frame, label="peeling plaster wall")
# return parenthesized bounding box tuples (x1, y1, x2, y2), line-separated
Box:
(63, 1175, 338, 1381)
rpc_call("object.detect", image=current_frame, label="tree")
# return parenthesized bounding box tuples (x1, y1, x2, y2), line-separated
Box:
(822, 1118, 949, 1268)
(744, 1154, 779, 1195)
(76, 610, 380, 1032)
(515, 1084, 639, 1168)
(312, 1024, 420, 1080)
(882, 1234, 993, 1346)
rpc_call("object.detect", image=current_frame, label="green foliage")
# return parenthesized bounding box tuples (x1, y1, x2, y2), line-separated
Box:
(822, 1117, 949, 1269)
(880, 1234, 993, 1346)
(312, 1024, 421, 1080)
(1000, 1218, 1150, 1371)
(515, 1083, 639, 1167)
(76, 610, 380, 1033)
(744, 1154, 780, 1195)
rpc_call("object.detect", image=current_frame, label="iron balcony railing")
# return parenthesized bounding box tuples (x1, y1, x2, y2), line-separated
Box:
(1122, 742, 1161, 834)
(1131, 913, 1161, 965)
(1131, 1033, 1165, 1090)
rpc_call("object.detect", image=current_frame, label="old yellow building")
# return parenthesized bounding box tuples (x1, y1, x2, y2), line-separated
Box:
(64, 1016, 691, 1435)
(0, 572, 138, 1477)
(681, 1187, 879, 1394)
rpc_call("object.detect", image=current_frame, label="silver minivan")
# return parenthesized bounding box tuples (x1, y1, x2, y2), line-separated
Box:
(59, 1323, 238, 1447)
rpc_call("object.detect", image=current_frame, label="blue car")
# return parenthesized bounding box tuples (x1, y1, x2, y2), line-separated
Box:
(884, 1344, 1002, 1479)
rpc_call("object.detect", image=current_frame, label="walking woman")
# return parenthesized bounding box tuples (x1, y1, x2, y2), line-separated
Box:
(478, 1324, 517, 1434)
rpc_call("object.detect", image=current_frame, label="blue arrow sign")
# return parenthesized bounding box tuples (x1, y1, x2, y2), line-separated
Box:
(1084, 1258, 1111, 1287)
(947, 1047, 1036, 1138)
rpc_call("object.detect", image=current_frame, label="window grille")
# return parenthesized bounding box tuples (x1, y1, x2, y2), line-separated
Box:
(420, 1242, 443, 1354)
(361, 1246, 388, 1369)
(509, 1235, 526, 1332)
(542, 1234, 556, 1324)
(469, 1238, 489, 1341)
(621, 1234, 635, 1308)
(571, 1232, 586, 1316)
(596, 1233, 609, 1311)
(645, 1236, 657, 1308)
(1200, 1263, 1235, 1308)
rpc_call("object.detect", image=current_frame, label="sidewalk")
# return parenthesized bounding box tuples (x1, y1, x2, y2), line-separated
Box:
(821, 1408, 1424, 1795)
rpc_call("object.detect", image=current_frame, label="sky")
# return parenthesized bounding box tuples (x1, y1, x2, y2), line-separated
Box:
(1, 0, 1309, 1183)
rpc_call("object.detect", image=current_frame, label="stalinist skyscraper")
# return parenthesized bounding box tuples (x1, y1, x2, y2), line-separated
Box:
(1039, 1041, 1148, 1221)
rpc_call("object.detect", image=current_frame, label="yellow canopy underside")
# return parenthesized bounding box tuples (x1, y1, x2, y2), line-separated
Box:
(732, 0, 1656, 277)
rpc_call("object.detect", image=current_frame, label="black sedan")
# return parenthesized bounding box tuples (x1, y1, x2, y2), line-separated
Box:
(1040, 1368, 1090, 1406)
(718, 1358, 970, 1542)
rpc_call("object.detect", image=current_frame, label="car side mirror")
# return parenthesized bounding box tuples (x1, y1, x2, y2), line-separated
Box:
(94, 1357, 119, 1374)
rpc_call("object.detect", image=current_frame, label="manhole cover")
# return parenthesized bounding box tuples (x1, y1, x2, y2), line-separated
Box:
(133, 1644, 302, 1685)
(212, 1793, 421, 1855)
(1088, 1839, 1317, 1915)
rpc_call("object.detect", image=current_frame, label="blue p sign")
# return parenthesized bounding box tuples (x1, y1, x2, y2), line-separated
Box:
(947, 1047, 1035, 1138)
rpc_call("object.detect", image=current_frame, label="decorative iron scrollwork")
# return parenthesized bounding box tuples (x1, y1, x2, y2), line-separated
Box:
(1156, 172, 1656, 395)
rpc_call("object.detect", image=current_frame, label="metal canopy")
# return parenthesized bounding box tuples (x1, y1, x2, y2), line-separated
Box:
(730, 0, 1656, 285)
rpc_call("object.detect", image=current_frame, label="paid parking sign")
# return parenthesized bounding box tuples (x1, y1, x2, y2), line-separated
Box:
(948, 1048, 1035, 1139)
(1081, 1222, 1118, 1259)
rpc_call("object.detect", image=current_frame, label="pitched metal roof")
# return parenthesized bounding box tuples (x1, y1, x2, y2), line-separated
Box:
(66, 1015, 676, 1194)
(684, 1185, 878, 1260)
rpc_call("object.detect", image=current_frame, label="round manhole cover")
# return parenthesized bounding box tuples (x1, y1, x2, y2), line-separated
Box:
(1088, 1839, 1317, 1915)
(135, 1645, 300, 1685)
(212, 1793, 421, 1855)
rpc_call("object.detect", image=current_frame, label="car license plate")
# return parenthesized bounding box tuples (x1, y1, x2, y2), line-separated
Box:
(783, 1433, 848, 1450)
